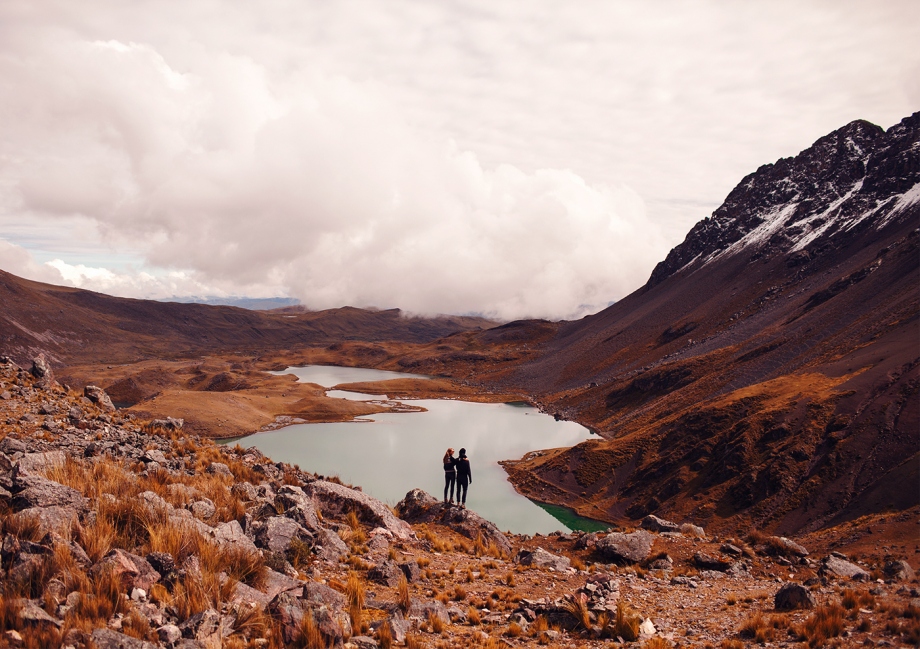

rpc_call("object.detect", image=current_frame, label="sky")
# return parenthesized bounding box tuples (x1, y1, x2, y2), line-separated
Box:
(0, 1, 917, 320)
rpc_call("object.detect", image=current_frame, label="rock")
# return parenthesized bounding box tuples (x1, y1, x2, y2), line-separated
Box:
(399, 560, 421, 583)
(179, 608, 231, 643)
(0, 437, 26, 455)
(16, 598, 62, 627)
(15, 451, 66, 476)
(269, 592, 348, 646)
(151, 417, 184, 430)
(83, 385, 116, 411)
(212, 520, 258, 553)
(720, 543, 743, 557)
(396, 489, 510, 555)
(157, 625, 182, 645)
(884, 560, 915, 582)
(447, 605, 469, 624)
(142, 449, 167, 465)
(261, 569, 305, 600)
(307, 480, 413, 540)
(12, 475, 89, 512)
(369, 560, 405, 587)
(768, 536, 809, 557)
(313, 527, 350, 562)
(820, 555, 870, 581)
(348, 636, 379, 649)
(206, 462, 233, 477)
(680, 523, 707, 539)
(515, 547, 571, 571)
(16, 505, 80, 536)
(408, 598, 450, 626)
(146, 552, 177, 579)
(275, 485, 323, 532)
(693, 552, 732, 571)
(230, 580, 272, 611)
(596, 530, 654, 563)
(92, 549, 161, 591)
(231, 482, 259, 502)
(774, 583, 817, 610)
(255, 516, 311, 554)
(648, 554, 674, 571)
(30, 355, 53, 383)
(642, 515, 680, 533)
(189, 499, 216, 521)
(574, 532, 598, 549)
(302, 581, 347, 610)
(639, 618, 656, 638)
(91, 628, 158, 649)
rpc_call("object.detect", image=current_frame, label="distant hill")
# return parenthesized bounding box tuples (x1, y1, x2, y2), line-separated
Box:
(159, 296, 301, 310)
(0, 272, 498, 367)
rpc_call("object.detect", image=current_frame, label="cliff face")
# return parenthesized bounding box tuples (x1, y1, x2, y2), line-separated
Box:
(500, 113, 919, 535)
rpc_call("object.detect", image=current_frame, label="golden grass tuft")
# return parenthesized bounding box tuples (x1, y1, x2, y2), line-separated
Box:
(467, 606, 481, 626)
(739, 611, 774, 643)
(562, 593, 591, 631)
(427, 610, 445, 634)
(376, 621, 393, 649)
(609, 600, 640, 642)
(397, 574, 411, 614)
(796, 603, 845, 648)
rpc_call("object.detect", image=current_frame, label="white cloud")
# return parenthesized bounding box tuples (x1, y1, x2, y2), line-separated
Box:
(0, 0, 917, 319)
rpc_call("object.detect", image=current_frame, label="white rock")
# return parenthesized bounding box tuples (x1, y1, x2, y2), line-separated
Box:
(639, 618, 656, 637)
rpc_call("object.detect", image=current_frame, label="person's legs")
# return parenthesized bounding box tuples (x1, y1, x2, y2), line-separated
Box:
(444, 473, 455, 503)
(457, 478, 468, 506)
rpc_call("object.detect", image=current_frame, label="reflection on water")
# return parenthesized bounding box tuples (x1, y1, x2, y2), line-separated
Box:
(232, 366, 607, 535)
(269, 365, 429, 387)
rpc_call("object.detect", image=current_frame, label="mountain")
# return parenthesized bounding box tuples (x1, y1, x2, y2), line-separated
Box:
(490, 113, 919, 535)
(0, 271, 497, 367)
(159, 296, 301, 310)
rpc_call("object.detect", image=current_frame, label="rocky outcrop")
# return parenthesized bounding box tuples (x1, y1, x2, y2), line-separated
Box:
(819, 554, 870, 581)
(306, 480, 413, 540)
(515, 547, 571, 572)
(396, 489, 512, 556)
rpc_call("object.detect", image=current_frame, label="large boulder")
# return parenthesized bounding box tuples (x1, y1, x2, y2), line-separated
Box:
(255, 516, 312, 554)
(641, 515, 680, 533)
(883, 560, 915, 582)
(596, 530, 654, 564)
(212, 520, 258, 554)
(11, 475, 89, 512)
(396, 489, 511, 556)
(269, 592, 349, 646)
(774, 583, 816, 611)
(305, 481, 413, 540)
(84, 385, 116, 412)
(30, 355, 53, 383)
(514, 547, 571, 572)
(92, 549, 161, 591)
(368, 560, 404, 587)
(819, 555, 869, 581)
(15, 451, 66, 477)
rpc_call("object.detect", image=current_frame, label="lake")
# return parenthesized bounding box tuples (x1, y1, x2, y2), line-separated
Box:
(227, 365, 608, 535)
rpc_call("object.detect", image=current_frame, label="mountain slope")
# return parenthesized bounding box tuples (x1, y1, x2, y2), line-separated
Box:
(499, 113, 919, 535)
(0, 271, 496, 367)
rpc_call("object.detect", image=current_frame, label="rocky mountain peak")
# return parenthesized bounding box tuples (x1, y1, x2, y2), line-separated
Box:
(648, 112, 920, 286)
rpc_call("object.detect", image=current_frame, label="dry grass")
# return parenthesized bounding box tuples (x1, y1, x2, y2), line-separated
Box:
(346, 571, 366, 634)
(562, 594, 591, 630)
(427, 610, 445, 634)
(397, 574, 411, 614)
(467, 606, 481, 626)
(376, 621, 393, 649)
(643, 638, 674, 649)
(796, 603, 845, 648)
(293, 611, 327, 649)
(739, 611, 774, 643)
(609, 601, 640, 642)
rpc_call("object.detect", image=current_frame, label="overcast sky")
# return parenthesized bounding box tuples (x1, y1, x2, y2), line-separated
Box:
(1, 1, 917, 320)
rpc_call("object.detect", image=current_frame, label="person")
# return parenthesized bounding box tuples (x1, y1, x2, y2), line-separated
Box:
(455, 447, 472, 508)
(443, 447, 457, 504)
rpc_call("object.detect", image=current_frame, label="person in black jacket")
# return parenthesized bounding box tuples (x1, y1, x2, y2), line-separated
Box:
(455, 447, 472, 508)
(443, 448, 457, 504)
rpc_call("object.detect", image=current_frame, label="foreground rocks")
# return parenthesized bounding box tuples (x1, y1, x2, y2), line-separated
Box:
(0, 355, 917, 649)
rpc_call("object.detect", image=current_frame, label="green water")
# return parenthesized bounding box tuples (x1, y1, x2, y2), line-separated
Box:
(226, 365, 610, 535)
